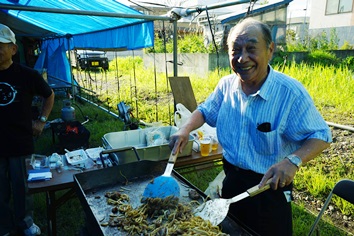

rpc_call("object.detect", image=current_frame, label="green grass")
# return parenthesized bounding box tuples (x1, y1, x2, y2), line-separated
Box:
(31, 59, 354, 235)
(281, 63, 354, 115)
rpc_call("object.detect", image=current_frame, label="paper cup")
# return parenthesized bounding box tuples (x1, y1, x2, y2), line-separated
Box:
(200, 138, 211, 156)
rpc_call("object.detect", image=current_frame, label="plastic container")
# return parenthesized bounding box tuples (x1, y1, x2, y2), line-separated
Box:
(65, 149, 88, 166)
(30, 154, 49, 169)
(102, 126, 194, 165)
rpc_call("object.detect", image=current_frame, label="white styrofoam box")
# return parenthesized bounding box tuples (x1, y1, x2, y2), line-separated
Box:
(65, 149, 88, 166)
(85, 147, 108, 161)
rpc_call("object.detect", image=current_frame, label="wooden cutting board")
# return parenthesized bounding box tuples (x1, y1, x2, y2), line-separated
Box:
(169, 76, 197, 112)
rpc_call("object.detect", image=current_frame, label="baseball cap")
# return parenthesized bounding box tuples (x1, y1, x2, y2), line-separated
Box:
(0, 24, 16, 44)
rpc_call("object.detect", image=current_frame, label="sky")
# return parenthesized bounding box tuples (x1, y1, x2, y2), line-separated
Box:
(287, 0, 311, 16)
(288, 0, 311, 10)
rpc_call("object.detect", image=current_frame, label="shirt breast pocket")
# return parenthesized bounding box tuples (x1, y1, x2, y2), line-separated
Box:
(253, 129, 278, 155)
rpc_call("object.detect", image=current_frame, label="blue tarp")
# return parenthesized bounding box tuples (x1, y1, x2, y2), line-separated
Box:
(0, 0, 154, 50)
(34, 44, 74, 88)
(0, 0, 155, 88)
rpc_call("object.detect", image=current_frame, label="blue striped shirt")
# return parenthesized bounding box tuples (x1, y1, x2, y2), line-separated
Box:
(198, 66, 332, 174)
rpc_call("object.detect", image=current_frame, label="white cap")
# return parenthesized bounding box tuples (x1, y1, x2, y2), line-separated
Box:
(0, 24, 16, 44)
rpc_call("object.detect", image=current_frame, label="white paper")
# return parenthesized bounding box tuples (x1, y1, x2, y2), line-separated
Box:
(28, 169, 52, 181)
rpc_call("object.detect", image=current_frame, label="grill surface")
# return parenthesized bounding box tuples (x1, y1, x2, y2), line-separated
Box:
(74, 161, 253, 236)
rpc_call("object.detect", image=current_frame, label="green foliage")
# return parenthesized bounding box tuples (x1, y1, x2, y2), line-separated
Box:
(180, 163, 223, 191)
(329, 29, 340, 50)
(145, 33, 216, 53)
(286, 28, 339, 52)
(305, 50, 339, 66)
(340, 41, 354, 50)
(311, 28, 339, 51)
(286, 29, 308, 52)
(109, 56, 143, 73)
(294, 164, 332, 198)
(145, 37, 173, 53)
(271, 50, 291, 67)
(277, 63, 354, 113)
(177, 34, 209, 53)
(286, 42, 307, 52)
(332, 196, 354, 216)
(342, 56, 354, 70)
(292, 204, 348, 236)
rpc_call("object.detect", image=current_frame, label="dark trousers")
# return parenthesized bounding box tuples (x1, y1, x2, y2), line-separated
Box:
(0, 155, 34, 235)
(222, 158, 293, 236)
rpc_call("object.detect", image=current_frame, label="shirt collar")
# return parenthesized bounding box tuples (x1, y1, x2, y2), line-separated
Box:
(256, 65, 274, 101)
(235, 65, 274, 100)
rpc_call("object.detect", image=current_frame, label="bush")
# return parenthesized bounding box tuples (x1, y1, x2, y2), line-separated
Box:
(340, 41, 354, 50)
(286, 28, 339, 52)
(271, 51, 290, 67)
(305, 50, 339, 66)
(341, 56, 354, 70)
(145, 33, 216, 53)
(109, 56, 143, 72)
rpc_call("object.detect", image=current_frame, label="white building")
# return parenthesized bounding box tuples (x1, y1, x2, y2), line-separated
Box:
(308, 0, 354, 46)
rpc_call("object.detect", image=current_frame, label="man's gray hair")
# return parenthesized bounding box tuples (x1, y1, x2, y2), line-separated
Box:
(227, 18, 273, 49)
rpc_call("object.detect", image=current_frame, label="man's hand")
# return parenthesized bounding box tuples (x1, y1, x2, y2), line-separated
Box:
(169, 109, 206, 155)
(168, 128, 190, 155)
(259, 159, 298, 190)
(32, 120, 46, 137)
(259, 139, 330, 190)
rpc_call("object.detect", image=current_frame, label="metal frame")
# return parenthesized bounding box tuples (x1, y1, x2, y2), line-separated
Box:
(308, 179, 354, 236)
(0, 0, 254, 77)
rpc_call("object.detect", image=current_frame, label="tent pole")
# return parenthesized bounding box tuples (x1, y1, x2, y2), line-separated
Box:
(183, 0, 252, 15)
(0, 0, 252, 21)
(0, 3, 170, 21)
(173, 19, 178, 77)
(66, 34, 75, 101)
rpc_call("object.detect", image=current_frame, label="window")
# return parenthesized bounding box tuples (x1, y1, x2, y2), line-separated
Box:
(326, 0, 353, 15)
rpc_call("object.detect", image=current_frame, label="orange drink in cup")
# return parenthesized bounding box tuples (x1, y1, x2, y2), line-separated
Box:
(211, 136, 219, 151)
(200, 138, 211, 156)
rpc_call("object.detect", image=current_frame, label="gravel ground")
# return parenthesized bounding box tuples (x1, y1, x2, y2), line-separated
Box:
(293, 121, 354, 235)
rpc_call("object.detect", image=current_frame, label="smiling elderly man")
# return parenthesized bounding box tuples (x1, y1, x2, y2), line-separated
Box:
(169, 18, 332, 235)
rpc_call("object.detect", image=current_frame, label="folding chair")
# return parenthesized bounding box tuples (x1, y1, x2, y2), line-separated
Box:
(308, 179, 354, 236)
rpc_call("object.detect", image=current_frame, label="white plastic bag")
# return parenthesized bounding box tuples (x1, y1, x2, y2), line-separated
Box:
(204, 170, 225, 199)
(146, 128, 168, 146)
(174, 103, 217, 152)
(174, 102, 216, 136)
(174, 103, 192, 128)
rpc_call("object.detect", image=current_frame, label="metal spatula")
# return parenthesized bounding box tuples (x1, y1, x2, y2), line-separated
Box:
(194, 180, 271, 226)
(142, 149, 180, 198)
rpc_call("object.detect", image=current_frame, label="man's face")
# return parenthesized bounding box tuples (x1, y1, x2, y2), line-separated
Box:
(228, 24, 274, 83)
(0, 43, 17, 68)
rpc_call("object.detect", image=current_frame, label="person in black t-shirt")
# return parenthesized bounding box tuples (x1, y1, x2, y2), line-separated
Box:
(0, 24, 55, 236)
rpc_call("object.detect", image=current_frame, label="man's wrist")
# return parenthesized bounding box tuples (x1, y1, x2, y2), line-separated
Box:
(286, 154, 302, 168)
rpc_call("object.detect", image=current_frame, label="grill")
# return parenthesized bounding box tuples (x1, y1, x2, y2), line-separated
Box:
(74, 160, 253, 236)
